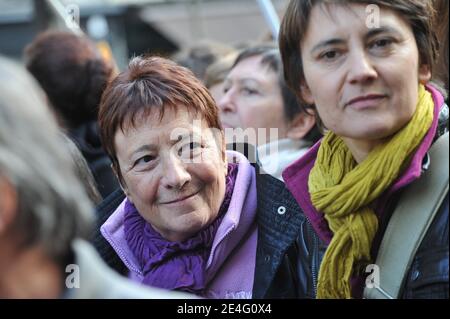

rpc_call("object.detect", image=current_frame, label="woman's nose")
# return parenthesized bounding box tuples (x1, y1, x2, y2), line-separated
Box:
(161, 156, 191, 190)
(346, 51, 378, 85)
(218, 89, 236, 114)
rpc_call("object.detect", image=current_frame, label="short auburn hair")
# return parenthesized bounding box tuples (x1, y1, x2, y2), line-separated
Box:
(99, 55, 221, 178)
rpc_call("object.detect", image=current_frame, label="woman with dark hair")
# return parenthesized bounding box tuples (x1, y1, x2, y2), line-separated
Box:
(254, 0, 448, 299)
(24, 31, 119, 198)
(94, 55, 259, 298)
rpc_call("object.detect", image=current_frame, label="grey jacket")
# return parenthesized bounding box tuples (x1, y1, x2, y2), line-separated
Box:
(64, 239, 196, 299)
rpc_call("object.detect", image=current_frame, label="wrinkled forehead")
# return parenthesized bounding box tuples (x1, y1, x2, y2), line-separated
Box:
(118, 103, 203, 135)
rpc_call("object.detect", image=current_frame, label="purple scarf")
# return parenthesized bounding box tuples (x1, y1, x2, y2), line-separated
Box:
(124, 163, 238, 295)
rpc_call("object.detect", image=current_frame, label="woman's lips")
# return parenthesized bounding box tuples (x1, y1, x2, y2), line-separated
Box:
(346, 94, 387, 110)
(160, 190, 200, 205)
(221, 123, 234, 129)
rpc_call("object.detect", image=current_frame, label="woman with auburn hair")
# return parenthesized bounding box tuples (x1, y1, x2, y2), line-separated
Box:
(253, 0, 448, 299)
(94, 55, 259, 298)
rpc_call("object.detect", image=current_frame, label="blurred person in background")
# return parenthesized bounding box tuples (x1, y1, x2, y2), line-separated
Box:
(218, 44, 321, 180)
(204, 51, 239, 103)
(172, 40, 236, 83)
(24, 31, 120, 199)
(0, 56, 193, 299)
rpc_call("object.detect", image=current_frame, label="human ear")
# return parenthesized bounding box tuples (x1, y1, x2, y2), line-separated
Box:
(418, 64, 432, 84)
(111, 163, 131, 199)
(300, 81, 315, 105)
(286, 112, 316, 140)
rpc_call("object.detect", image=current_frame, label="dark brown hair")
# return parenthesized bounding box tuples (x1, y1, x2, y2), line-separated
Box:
(279, 0, 439, 107)
(99, 55, 221, 181)
(24, 31, 113, 128)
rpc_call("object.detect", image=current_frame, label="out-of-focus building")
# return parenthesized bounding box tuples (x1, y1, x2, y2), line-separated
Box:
(0, 0, 288, 69)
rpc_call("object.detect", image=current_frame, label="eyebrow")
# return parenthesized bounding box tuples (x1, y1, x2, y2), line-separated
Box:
(238, 77, 261, 84)
(172, 131, 198, 142)
(226, 77, 260, 84)
(310, 26, 401, 54)
(132, 144, 158, 157)
(310, 38, 346, 55)
(364, 26, 401, 40)
(125, 144, 158, 171)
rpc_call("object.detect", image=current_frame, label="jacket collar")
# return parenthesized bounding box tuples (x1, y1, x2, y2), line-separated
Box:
(257, 138, 312, 180)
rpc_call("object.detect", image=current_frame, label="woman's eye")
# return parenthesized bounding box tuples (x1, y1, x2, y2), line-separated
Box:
(241, 87, 258, 95)
(320, 50, 340, 60)
(178, 141, 202, 158)
(189, 141, 201, 149)
(370, 38, 394, 49)
(136, 155, 154, 165)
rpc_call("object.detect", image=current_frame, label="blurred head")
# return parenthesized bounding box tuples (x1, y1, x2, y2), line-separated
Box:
(204, 51, 239, 103)
(99, 56, 227, 242)
(0, 57, 94, 267)
(24, 31, 114, 129)
(218, 44, 319, 146)
(172, 40, 235, 82)
(279, 0, 437, 147)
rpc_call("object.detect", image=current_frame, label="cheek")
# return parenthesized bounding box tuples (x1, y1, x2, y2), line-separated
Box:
(126, 174, 159, 205)
(194, 160, 226, 198)
(196, 160, 225, 184)
(237, 105, 257, 128)
(315, 106, 337, 131)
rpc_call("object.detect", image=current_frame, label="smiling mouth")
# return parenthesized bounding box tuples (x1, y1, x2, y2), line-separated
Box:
(160, 190, 201, 205)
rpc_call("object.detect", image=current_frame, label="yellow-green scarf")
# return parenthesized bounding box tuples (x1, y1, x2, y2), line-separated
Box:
(309, 85, 434, 299)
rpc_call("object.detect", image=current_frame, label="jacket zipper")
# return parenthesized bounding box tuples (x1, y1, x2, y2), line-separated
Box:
(102, 229, 143, 277)
(308, 222, 319, 297)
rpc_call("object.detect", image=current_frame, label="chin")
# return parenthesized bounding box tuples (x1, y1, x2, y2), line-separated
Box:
(345, 123, 399, 141)
(176, 214, 210, 233)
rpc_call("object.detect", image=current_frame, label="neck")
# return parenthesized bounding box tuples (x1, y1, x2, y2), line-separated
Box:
(0, 240, 63, 298)
(342, 136, 389, 164)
